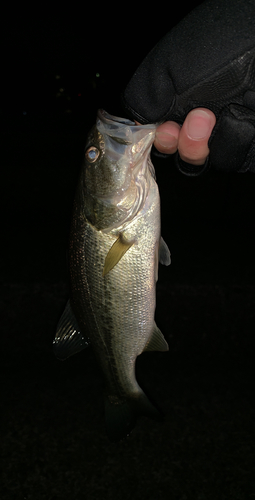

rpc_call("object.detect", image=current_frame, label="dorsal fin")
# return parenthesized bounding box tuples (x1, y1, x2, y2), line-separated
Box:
(53, 299, 90, 360)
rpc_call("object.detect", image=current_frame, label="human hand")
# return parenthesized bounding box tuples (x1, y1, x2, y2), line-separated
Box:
(154, 108, 216, 166)
(123, 0, 255, 173)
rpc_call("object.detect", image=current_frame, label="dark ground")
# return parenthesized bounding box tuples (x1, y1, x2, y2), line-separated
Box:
(1, 110, 255, 500)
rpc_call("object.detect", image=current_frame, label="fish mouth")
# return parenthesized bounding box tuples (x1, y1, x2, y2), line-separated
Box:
(97, 109, 156, 142)
(99, 107, 157, 186)
(97, 109, 156, 169)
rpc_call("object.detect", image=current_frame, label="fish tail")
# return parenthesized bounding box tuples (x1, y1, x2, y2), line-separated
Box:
(104, 391, 162, 442)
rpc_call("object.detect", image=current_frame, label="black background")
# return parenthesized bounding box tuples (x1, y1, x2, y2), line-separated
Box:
(2, 3, 255, 499)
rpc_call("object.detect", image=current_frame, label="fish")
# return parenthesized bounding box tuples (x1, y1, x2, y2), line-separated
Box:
(53, 109, 171, 441)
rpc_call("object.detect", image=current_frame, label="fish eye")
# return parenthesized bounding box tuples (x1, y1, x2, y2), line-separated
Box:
(85, 146, 100, 163)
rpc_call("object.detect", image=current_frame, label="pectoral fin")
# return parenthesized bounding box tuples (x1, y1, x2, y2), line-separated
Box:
(53, 299, 90, 360)
(103, 234, 134, 276)
(159, 237, 171, 266)
(144, 322, 169, 352)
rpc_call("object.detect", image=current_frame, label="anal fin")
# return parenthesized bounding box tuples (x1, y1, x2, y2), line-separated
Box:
(53, 299, 90, 360)
(144, 322, 169, 352)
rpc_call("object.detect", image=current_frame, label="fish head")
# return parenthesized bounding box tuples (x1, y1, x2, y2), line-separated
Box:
(82, 110, 156, 230)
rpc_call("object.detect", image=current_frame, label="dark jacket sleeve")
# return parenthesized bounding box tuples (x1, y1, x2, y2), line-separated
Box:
(122, 0, 255, 174)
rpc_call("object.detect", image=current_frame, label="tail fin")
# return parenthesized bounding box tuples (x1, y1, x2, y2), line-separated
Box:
(104, 391, 162, 442)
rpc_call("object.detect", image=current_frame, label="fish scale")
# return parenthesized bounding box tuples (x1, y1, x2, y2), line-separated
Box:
(53, 110, 171, 441)
(75, 218, 155, 383)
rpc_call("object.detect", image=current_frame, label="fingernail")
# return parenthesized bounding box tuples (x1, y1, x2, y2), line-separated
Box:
(186, 110, 213, 140)
(155, 132, 177, 148)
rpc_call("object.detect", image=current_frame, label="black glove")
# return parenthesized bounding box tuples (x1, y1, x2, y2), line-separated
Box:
(122, 0, 255, 174)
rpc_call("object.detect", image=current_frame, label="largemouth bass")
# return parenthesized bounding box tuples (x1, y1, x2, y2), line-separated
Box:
(53, 110, 171, 441)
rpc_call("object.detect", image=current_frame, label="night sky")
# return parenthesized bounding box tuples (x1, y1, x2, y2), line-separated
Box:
(2, 5, 200, 118)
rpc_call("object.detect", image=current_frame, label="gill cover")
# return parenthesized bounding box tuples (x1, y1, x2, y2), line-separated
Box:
(83, 110, 157, 231)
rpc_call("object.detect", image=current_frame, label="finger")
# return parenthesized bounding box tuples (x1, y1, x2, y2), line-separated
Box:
(178, 108, 216, 165)
(154, 121, 181, 154)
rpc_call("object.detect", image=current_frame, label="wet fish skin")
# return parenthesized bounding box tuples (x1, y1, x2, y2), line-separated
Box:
(53, 110, 170, 441)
